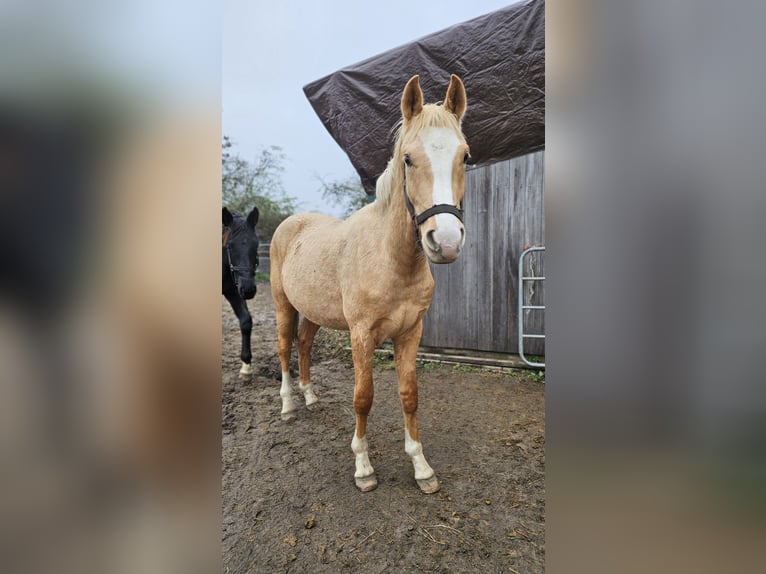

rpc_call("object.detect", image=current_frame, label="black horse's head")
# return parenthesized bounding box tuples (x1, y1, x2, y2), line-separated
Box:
(223, 206, 260, 300)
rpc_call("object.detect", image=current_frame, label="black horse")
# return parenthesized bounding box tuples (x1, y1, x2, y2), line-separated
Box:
(223, 206, 260, 375)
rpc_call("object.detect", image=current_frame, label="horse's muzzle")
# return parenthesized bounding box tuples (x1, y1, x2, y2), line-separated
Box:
(239, 285, 257, 300)
(423, 225, 464, 264)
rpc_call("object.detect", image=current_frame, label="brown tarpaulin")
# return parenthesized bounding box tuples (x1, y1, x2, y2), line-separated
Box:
(303, 0, 544, 194)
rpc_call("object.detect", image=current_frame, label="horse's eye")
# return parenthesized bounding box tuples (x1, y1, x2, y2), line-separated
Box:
(404, 155, 412, 167)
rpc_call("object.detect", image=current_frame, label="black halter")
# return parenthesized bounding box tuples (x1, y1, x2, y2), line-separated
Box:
(403, 177, 464, 250)
(225, 240, 258, 290)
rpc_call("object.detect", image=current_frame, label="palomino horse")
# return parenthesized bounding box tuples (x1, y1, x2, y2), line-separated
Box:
(270, 75, 469, 493)
(223, 206, 260, 375)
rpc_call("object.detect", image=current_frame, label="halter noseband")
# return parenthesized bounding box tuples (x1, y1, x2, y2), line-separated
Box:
(403, 176, 464, 250)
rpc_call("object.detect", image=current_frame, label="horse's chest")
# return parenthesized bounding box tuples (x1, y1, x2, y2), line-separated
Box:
(347, 282, 432, 338)
(387, 300, 429, 334)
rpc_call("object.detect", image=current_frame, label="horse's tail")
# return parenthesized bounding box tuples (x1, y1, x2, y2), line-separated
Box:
(292, 312, 300, 341)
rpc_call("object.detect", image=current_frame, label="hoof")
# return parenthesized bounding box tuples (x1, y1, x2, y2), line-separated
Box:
(305, 395, 319, 407)
(416, 475, 440, 494)
(355, 475, 378, 492)
(280, 411, 296, 422)
(239, 362, 253, 376)
(301, 386, 319, 407)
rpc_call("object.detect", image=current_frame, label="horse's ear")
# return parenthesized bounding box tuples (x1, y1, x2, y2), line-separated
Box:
(444, 74, 467, 122)
(401, 75, 423, 122)
(223, 207, 233, 227)
(246, 207, 259, 229)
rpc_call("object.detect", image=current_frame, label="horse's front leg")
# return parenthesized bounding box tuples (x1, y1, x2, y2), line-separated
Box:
(224, 290, 253, 376)
(350, 326, 377, 492)
(393, 321, 439, 494)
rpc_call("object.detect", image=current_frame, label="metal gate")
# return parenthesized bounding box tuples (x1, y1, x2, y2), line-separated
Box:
(518, 246, 545, 368)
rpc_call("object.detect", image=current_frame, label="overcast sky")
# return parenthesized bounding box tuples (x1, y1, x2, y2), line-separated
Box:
(223, 0, 514, 216)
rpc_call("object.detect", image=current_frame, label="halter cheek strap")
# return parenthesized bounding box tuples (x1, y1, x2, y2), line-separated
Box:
(403, 180, 464, 250)
(224, 235, 259, 290)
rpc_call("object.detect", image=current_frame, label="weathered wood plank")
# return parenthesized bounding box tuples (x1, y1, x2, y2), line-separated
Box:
(522, 152, 545, 355)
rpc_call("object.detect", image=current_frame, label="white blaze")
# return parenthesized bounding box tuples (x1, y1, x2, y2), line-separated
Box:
(419, 127, 463, 243)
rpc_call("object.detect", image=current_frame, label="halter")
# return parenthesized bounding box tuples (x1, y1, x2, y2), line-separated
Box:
(225, 237, 259, 291)
(403, 175, 464, 250)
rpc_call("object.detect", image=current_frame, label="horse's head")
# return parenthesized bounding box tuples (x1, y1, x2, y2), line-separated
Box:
(223, 206, 260, 299)
(399, 74, 469, 264)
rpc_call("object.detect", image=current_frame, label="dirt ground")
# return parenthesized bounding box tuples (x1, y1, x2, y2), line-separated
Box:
(222, 282, 545, 573)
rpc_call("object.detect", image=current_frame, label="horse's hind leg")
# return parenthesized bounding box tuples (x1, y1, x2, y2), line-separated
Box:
(393, 321, 439, 494)
(297, 318, 320, 408)
(274, 297, 298, 420)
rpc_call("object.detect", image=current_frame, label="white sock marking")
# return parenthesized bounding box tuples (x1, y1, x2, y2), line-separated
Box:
(351, 434, 375, 478)
(239, 362, 253, 375)
(405, 428, 435, 480)
(280, 371, 295, 414)
(299, 382, 318, 406)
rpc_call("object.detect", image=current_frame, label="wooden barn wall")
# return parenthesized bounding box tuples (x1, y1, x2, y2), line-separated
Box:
(420, 151, 545, 356)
